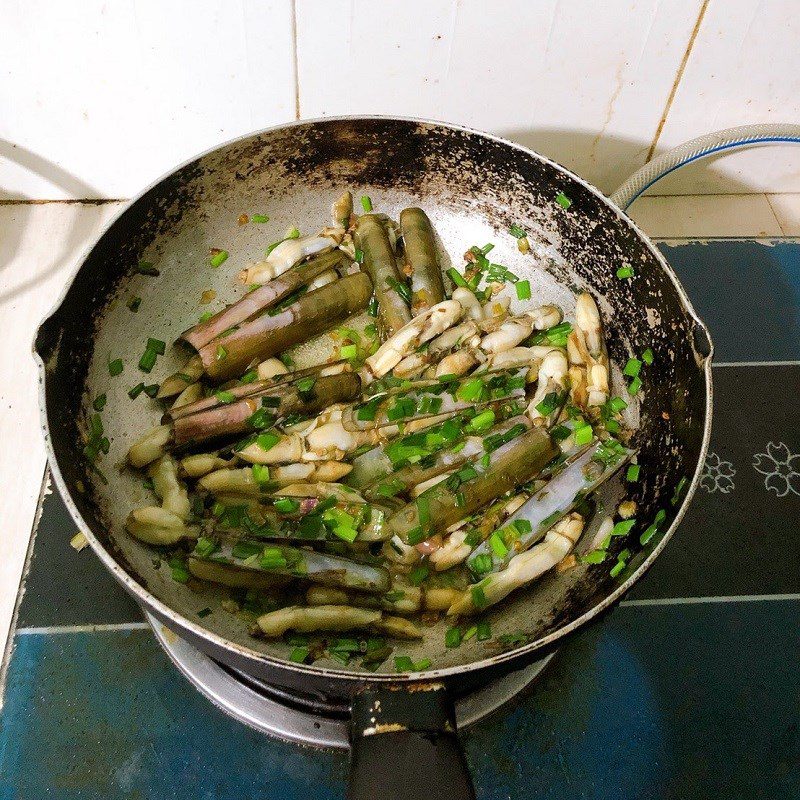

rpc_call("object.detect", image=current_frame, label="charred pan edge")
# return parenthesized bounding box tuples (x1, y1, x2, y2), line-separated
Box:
(33, 115, 713, 685)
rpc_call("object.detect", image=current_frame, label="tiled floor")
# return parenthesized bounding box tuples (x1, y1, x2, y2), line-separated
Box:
(1, 192, 799, 665)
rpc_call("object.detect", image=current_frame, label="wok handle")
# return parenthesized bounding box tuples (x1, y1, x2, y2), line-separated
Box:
(348, 683, 475, 800)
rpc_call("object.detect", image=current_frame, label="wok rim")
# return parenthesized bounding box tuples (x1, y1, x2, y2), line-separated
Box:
(33, 114, 714, 684)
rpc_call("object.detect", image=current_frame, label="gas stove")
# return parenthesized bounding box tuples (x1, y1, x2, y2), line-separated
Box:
(2, 239, 799, 798)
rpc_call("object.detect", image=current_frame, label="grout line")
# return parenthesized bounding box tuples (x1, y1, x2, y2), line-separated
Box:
(764, 193, 789, 236)
(645, 0, 710, 162)
(290, 0, 300, 120)
(621, 594, 800, 607)
(713, 360, 800, 367)
(17, 622, 149, 635)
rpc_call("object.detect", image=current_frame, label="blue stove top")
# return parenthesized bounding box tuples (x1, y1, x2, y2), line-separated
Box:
(2, 239, 799, 799)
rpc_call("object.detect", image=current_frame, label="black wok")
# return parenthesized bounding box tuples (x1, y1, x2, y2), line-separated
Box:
(34, 117, 712, 799)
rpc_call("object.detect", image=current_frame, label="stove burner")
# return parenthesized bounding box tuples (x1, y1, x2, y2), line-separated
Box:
(147, 613, 553, 750)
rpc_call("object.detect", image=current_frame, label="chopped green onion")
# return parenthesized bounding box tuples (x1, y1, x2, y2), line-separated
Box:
(193, 536, 219, 558)
(555, 192, 572, 209)
(367, 295, 379, 316)
(289, 646, 309, 663)
(240, 370, 258, 384)
(581, 549, 607, 564)
(489, 532, 508, 557)
(136, 260, 159, 276)
(231, 540, 262, 559)
(457, 378, 484, 403)
(463, 625, 478, 641)
(248, 407, 275, 430)
(573, 423, 593, 446)
(471, 585, 488, 609)
(251, 214, 269, 223)
(610, 560, 626, 577)
(394, 656, 414, 672)
(256, 432, 280, 452)
(445, 627, 462, 648)
(92, 393, 107, 412)
(274, 498, 300, 514)
(515, 280, 531, 300)
(447, 267, 470, 289)
(609, 396, 628, 413)
(197, 607, 212, 618)
(354, 248, 364, 264)
(639, 523, 658, 545)
(672, 476, 687, 505)
(616, 265, 634, 280)
(210, 250, 229, 268)
(215, 390, 236, 404)
(509, 223, 527, 239)
(468, 409, 495, 432)
(340, 344, 358, 360)
(216, 345, 227, 361)
(627, 376, 642, 395)
(535, 391, 561, 416)
(408, 566, 429, 586)
(252, 464, 270, 485)
(611, 519, 636, 537)
(143, 384, 159, 398)
(285, 227, 300, 239)
(626, 464, 640, 482)
(138, 349, 157, 373)
(386, 277, 412, 304)
(127, 382, 144, 399)
(108, 359, 123, 377)
(472, 554, 493, 574)
(146, 338, 166, 355)
(641, 348, 654, 365)
(476, 620, 491, 641)
(360, 195, 373, 212)
(127, 296, 142, 312)
(198, 311, 213, 324)
(623, 358, 642, 377)
(260, 547, 287, 569)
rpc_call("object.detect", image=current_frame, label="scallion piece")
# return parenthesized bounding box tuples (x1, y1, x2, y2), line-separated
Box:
(146, 338, 166, 355)
(573, 423, 593, 446)
(641, 348, 654, 365)
(108, 359, 123, 377)
(128, 383, 145, 399)
(467, 409, 495, 433)
(216, 345, 227, 361)
(92, 394, 107, 412)
(198, 311, 213, 324)
(476, 620, 491, 640)
(251, 214, 269, 223)
(515, 279, 531, 300)
(260, 547, 288, 570)
(471, 585, 488, 609)
(623, 358, 642, 378)
(252, 464, 270, 485)
(489, 532, 508, 557)
(215, 390, 236, 404)
(627, 376, 642, 395)
(136, 261, 159, 276)
(626, 464, 640, 482)
(127, 296, 142, 312)
(445, 627, 462, 648)
(447, 268, 470, 289)
(408, 566, 429, 586)
(274, 498, 300, 514)
(509, 223, 527, 239)
(616, 265, 634, 280)
(210, 250, 229, 268)
(290, 646, 309, 663)
(555, 192, 572, 209)
(256, 432, 280, 451)
(472, 554, 492, 574)
(611, 519, 636, 537)
(360, 195, 373, 212)
(609, 396, 628, 413)
(143, 384, 159, 398)
(340, 344, 358, 360)
(138, 349, 157, 373)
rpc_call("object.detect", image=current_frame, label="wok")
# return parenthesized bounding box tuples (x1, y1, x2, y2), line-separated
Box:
(34, 117, 712, 799)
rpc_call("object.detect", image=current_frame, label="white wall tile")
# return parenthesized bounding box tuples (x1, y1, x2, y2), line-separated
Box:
(0, 0, 295, 200)
(649, 0, 800, 194)
(296, 0, 702, 195)
(0, 201, 123, 658)
(628, 193, 783, 239)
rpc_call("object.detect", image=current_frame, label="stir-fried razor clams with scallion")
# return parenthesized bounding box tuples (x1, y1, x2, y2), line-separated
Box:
(91, 191, 658, 671)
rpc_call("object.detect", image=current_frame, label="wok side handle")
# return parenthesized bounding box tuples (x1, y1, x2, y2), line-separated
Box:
(348, 684, 475, 800)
